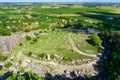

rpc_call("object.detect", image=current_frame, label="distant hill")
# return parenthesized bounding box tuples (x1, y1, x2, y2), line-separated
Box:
(0, 2, 120, 6)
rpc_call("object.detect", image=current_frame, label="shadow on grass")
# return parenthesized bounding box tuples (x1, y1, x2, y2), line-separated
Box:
(85, 39, 93, 46)
(75, 10, 120, 30)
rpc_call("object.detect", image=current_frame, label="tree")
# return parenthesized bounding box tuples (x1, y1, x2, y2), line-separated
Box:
(73, 22, 83, 29)
(102, 32, 120, 80)
(7, 73, 25, 80)
(6, 71, 43, 80)
(90, 33, 102, 46)
(26, 36, 32, 40)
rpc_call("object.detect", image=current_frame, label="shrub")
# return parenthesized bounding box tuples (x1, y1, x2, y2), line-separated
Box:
(24, 28, 30, 32)
(20, 68, 25, 73)
(85, 74, 92, 80)
(33, 38, 38, 42)
(18, 60, 22, 64)
(12, 28, 17, 32)
(38, 54, 45, 58)
(26, 36, 32, 40)
(39, 30, 43, 33)
(62, 57, 72, 62)
(26, 51, 32, 57)
(51, 54, 55, 59)
(0, 54, 7, 61)
(34, 32, 39, 36)
(19, 43, 23, 46)
(30, 42, 35, 44)
(0, 29, 11, 36)
(4, 62, 12, 68)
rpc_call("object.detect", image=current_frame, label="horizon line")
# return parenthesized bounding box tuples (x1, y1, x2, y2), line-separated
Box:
(0, 1, 120, 3)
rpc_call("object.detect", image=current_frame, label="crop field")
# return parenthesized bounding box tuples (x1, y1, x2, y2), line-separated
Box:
(0, 6, 120, 33)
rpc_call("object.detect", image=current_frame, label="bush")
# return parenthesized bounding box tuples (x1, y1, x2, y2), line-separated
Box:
(33, 38, 38, 42)
(38, 54, 45, 58)
(51, 54, 55, 59)
(20, 68, 25, 73)
(18, 60, 22, 64)
(85, 74, 92, 80)
(19, 43, 23, 46)
(24, 28, 30, 32)
(26, 51, 32, 57)
(39, 30, 43, 33)
(0, 29, 11, 36)
(4, 62, 12, 68)
(0, 54, 7, 61)
(12, 28, 17, 32)
(26, 36, 32, 40)
(30, 42, 35, 44)
(34, 32, 39, 36)
(63, 57, 72, 61)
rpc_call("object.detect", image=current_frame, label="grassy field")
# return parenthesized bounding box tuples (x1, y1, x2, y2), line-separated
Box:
(71, 33, 98, 54)
(0, 4, 120, 78)
(0, 5, 120, 62)
(10, 30, 98, 61)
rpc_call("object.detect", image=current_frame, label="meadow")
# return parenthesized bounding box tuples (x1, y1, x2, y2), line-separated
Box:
(10, 30, 97, 62)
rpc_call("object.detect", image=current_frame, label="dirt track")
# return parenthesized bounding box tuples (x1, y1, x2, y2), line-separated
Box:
(68, 33, 97, 58)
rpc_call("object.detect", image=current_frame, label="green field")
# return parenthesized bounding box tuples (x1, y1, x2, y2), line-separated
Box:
(1, 5, 119, 62)
(1, 4, 120, 79)
(10, 30, 98, 62)
(71, 33, 98, 54)
(0, 6, 120, 34)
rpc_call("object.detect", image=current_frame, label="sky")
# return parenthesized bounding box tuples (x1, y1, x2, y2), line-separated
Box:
(0, 0, 120, 2)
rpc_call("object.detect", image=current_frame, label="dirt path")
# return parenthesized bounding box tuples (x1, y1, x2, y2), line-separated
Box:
(68, 33, 96, 58)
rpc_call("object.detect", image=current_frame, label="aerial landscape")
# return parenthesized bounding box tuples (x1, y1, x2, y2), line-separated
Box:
(0, 0, 120, 80)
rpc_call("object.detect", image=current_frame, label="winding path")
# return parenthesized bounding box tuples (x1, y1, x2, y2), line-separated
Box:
(68, 33, 96, 58)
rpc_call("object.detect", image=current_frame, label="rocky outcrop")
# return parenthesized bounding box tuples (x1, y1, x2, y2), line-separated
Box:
(0, 34, 22, 52)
